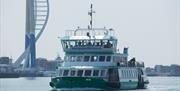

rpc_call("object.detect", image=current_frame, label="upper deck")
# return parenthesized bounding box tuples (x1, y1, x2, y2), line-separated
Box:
(60, 28, 118, 53)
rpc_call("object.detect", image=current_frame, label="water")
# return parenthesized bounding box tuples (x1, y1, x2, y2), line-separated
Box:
(0, 77, 180, 91)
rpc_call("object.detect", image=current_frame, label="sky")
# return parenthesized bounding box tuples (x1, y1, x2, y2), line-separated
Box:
(0, 0, 179, 67)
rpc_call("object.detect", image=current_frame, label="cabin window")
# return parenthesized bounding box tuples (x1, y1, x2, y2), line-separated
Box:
(62, 41, 69, 49)
(69, 41, 75, 48)
(102, 40, 106, 47)
(82, 40, 87, 46)
(70, 56, 76, 62)
(77, 70, 83, 77)
(77, 40, 82, 46)
(100, 70, 106, 76)
(63, 70, 69, 76)
(91, 56, 98, 62)
(104, 40, 113, 48)
(75, 40, 79, 47)
(93, 70, 99, 76)
(87, 40, 92, 46)
(70, 70, 76, 76)
(94, 40, 100, 46)
(99, 56, 105, 62)
(84, 56, 90, 62)
(77, 56, 83, 62)
(64, 56, 69, 61)
(106, 56, 111, 62)
(84, 70, 92, 76)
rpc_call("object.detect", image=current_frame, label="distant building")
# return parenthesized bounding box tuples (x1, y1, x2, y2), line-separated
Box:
(146, 64, 180, 76)
(145, 67, 156, 76)
(0, 57, 12, 64)
(36, 57, 63, 71)
(170, 64, 180, 76)
(0, 57, 14, 73)
(36, 58, 48, 71)
(45, 60, 58, 71)
(154, 65, 170, 76)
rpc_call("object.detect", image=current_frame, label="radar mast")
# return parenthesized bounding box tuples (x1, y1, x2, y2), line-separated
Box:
(88, 4, 95, 29)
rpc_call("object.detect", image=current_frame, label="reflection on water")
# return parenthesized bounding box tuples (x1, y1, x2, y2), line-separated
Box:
(0, 77, 180, 91)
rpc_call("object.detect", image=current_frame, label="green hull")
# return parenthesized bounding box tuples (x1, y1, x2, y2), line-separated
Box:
(50, 77, 148, 90)
(50, 77, 107, 89)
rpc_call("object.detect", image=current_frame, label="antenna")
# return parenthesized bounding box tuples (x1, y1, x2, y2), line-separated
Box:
(88, 4, 95, 29)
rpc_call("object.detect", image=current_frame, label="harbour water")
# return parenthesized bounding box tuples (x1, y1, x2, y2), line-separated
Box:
(0, 77, 180, 91)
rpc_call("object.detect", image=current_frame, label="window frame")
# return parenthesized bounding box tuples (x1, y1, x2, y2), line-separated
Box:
(77, 56, 83, 62)
(99, 56, 105, 62)
(93, 70, 99, 76)
(84, 56, 90, 62)
(106, 56, 111, 62)
(77, 70, 83, 77)
(100, 70, 106, 77)
(91, 56, 98, 62)
(63, 70, 69, 76)
(70, 70, 76, 76)
(69, 56, 76, 62)
(84, 70, 92, 76)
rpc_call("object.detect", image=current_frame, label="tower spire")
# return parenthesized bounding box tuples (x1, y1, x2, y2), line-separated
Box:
(88, 4, 95, 29)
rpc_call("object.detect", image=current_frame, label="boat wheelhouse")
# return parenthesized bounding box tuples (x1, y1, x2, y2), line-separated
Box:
(50, 4, 149, 90)
(61, 28, 117, 53)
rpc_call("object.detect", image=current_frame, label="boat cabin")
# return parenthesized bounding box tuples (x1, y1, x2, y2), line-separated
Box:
(61, 28, 117, 53)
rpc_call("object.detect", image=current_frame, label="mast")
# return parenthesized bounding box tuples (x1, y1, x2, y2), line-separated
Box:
(88, 4, 95, 29)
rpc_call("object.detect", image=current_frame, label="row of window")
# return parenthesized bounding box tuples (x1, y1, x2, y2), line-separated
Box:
(121, 69, 138, 78)
(62, 40, 116, 49)
(65, 55, 112, 62)
(59, 69, 107, 77)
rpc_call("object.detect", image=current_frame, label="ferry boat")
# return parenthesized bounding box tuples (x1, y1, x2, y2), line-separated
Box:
(49, 4, 149, 90)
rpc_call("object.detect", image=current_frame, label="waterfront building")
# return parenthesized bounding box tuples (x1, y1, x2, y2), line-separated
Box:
(146, 64, 180, 76)
(170, 64, 180, 76)
(0, 57, 12, 64)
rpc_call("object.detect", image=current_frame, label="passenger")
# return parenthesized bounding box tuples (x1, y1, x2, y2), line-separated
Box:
(96, 42, 100, 46)
(78, 41, 81, 46)
(82, 40, 85, 46)
(65, 44, 68, 48)
(92, 41, 96, 46)
(107, 40, 112, 48)
(64, 42, 68, 48)
(75, 41, 78, 47)
(87, 40, 92, 46)
(104, 43, 108, 48)
(70, 45, 73, 48)
(100, 40, 104, 46)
